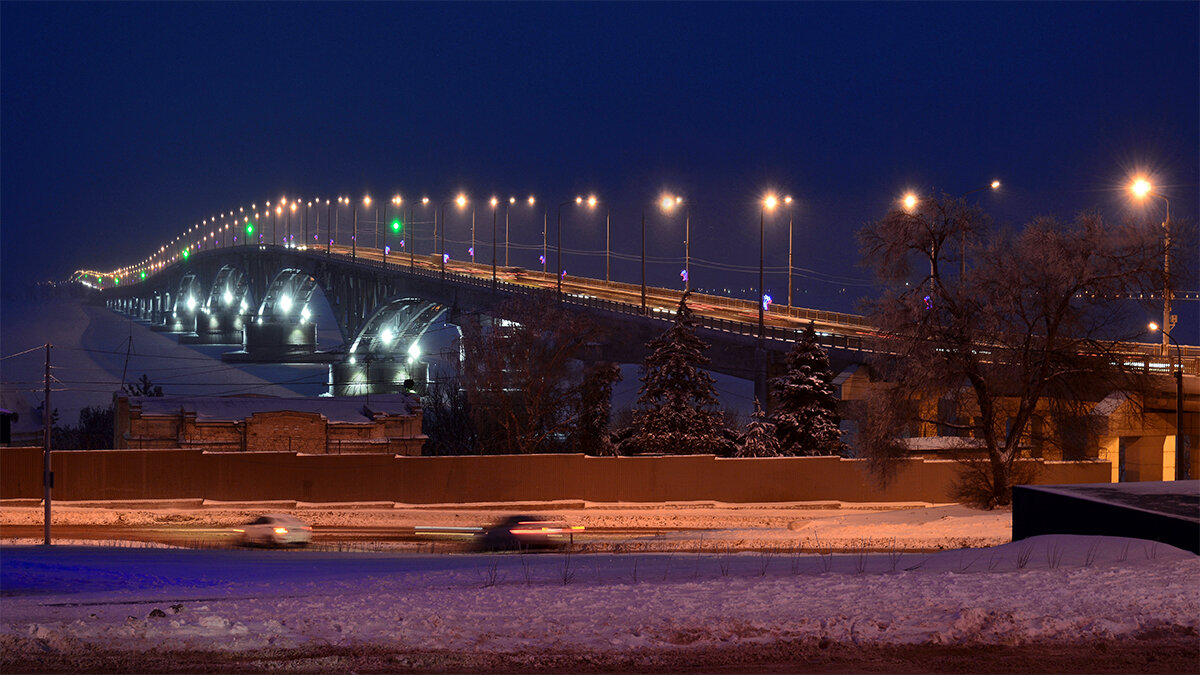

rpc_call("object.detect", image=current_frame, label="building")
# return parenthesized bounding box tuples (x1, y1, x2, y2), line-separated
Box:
(114, 394, 425, 455)
(835, 367, 1198, 482)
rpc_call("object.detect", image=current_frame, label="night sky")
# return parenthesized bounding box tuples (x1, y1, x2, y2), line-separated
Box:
(3, 2, 1197, 340)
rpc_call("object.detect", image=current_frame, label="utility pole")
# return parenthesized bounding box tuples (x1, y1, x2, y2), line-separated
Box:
(43, 343, 52, 546)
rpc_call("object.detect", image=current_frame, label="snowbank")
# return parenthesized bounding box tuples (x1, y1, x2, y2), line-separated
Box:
(1, 535, 1195, 668)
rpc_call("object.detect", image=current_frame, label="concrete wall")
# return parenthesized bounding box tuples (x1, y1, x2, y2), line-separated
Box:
(1, 447, 1111, 504)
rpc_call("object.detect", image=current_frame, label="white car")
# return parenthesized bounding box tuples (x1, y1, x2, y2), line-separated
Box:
(237, 514, 313, 547)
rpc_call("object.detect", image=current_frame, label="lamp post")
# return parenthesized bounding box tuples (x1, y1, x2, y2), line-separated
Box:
(490, 196, 499, 290)
(605, 208, 612, 284)
(659, 194, 689, 291)
(556, 195, 597, 298)
(760, 194, 780, 343)
(782, 196, 795, 306)
(958, 180, 1001, 278)
(1150, 322, 1187, 480)
(640, 209, 647, 314)
(439, 194, 468, 279)
(1131, 178, 1173, 357)
(289, 202, 297, 247)
(387, 195, 403, 268)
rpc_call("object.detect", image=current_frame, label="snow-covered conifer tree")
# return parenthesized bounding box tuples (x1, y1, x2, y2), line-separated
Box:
(769, 322, 847, 456)
(736, 399, 781, 457)
(625, 293, 732, 455)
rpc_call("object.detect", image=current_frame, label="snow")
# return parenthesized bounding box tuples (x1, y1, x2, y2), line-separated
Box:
(1, 536, 1195, 663)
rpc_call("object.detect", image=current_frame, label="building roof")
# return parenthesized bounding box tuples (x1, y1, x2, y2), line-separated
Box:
(128, 394, 416, 424)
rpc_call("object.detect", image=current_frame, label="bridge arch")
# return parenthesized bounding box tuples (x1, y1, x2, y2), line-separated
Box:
(331, 297, 452, 395)
(166, 273, 202, 332)
(205, 264, 252, 315)
(257, 268, 319, 323)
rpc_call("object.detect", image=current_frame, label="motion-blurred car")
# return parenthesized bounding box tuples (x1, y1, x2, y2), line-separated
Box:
(476, 514, 582, 551)
(236, 513, 312, 547)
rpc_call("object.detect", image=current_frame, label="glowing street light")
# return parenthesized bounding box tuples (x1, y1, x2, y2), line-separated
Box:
(1130, 176, 1173, 357)
(901, 192, 918, 212)
(659, 193, 691, 291)
(557, 195, 597, 297)
(759, 193, 783, 342)
(438, 195, 469, 278)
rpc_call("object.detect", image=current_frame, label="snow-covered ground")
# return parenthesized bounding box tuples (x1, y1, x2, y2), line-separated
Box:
(1, 535, 1196, 672)
(2, 498, 1197, 672)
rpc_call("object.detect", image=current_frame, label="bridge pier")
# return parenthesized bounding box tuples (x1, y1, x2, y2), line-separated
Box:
(239, 319, 318, 360)
(180, 311, 244, 345)
(330, 358, 428, 396)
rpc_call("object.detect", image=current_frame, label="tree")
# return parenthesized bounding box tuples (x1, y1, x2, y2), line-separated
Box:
(737, 399, 781, 457)
(769, 322, 847, 456)
(53, 404, 115, 450)
(574, 362, 622, 456)
(459, 296, 606, 454)
(421, 378, 478, 456)
(857, 195, 1161, 507)
(123, 373, 162, 397)
(624, 293, 733, 455)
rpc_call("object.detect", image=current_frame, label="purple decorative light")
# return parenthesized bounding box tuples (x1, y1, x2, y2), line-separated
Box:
(468, 247, 475, 258)
(680, 269, 688, 282)
(443, 253, 450, 263)
(762, 293, 773, 311)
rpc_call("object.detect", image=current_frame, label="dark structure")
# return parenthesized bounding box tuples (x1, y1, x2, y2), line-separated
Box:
(1012, 481, 1199, 554)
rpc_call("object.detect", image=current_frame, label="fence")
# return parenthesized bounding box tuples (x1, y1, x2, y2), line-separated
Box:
(1, 447, 1110, 504)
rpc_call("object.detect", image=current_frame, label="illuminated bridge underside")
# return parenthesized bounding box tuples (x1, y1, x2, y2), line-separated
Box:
(331, 298, 450, 396)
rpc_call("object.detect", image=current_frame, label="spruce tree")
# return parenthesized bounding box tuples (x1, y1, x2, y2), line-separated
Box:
(737, 399, 781, 457)
(769, 322, 846, 456)
(626, 293, 731, 455)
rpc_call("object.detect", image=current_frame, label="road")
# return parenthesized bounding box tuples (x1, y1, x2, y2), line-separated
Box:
(0, 523, 690, 552)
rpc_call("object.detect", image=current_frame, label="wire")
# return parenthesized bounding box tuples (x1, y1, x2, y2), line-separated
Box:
(1, 345, 47, 361)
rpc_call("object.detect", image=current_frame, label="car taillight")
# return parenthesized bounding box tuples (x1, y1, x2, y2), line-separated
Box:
(274, 527, 289, 535)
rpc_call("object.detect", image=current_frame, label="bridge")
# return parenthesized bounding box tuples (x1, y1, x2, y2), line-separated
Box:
(77, 241, 882, 401)
(77, 237, 1196, 404)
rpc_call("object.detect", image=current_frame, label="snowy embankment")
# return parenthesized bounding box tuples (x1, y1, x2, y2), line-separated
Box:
(2, 536, 1196, 670)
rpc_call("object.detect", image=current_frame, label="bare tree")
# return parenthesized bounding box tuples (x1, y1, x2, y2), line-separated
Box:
(857, 195, 1161, 507)
(459, 296, 605, 454)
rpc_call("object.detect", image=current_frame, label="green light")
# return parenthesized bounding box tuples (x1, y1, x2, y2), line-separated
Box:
(182, 248, 190, 260)
(246, 221, 255, 235)
(114, 277, 120, 285)
(140, 271, 147, 280)
(391, 219, 402, 233)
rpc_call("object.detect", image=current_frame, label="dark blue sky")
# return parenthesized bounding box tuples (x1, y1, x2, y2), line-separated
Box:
(3, 2, 1197, 338)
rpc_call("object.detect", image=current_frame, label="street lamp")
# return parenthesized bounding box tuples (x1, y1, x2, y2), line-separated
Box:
(958, 179, 1001, 277)
(289, 202, 297, 247)
(503, 196, 536, 267)
(557, 195, 598, 297)
(783, 195, 795, 306)
(659, 194, 689, 291)
(1131, 177, 1173, 357)
(439, 194, 468, 278)
(760, 194, 781, 343)
(490, 196, 499, 290)
(385, 195, 403, 267)
(1150, 322, 1187, 480)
